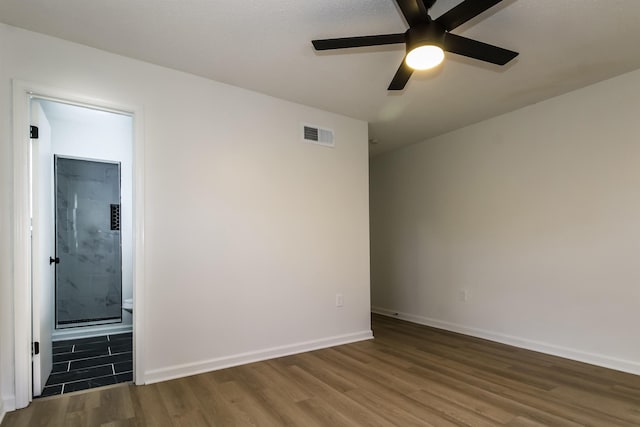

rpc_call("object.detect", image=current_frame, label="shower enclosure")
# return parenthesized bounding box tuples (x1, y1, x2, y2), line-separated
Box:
(54, 156, 122, 328)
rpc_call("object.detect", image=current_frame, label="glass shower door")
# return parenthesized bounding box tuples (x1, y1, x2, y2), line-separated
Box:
(55, 156, 122, 327)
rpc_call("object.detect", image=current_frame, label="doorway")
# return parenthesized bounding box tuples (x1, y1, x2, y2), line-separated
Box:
(30, 98, 134, 397)
(12, 81, 145, 410)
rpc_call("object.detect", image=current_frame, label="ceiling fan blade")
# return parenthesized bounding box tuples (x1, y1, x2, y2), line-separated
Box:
(395, 0, 429, 27)
(436, 0, 503, 31)
(388, 61, 414, 90)
(312, 33, 405, 50)
(443, 33, 518, 65)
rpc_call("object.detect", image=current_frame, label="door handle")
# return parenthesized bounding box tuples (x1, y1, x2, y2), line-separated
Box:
(49, 256, 60, 265)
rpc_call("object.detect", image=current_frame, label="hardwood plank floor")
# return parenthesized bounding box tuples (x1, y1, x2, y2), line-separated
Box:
(3, 314, 640, 426)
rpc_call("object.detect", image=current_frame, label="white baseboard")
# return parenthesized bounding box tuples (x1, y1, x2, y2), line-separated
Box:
(52, 324, 133, 341)
(144, 330, 374, 384)
(372, 306, 640, 376)
(1, 395, 16, 423)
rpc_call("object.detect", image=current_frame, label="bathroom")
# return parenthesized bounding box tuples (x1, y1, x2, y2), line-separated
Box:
(31, 98, 134, 396)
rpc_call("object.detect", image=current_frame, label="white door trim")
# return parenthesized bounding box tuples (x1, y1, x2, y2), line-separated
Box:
(11, 80, 146, 409)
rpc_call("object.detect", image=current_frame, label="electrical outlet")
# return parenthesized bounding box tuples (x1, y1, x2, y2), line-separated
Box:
(336, 293, 344, 307)
(459, 289, 471, 302)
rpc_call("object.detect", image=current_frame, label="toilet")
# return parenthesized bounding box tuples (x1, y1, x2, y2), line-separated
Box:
(122, 297, 133, 313)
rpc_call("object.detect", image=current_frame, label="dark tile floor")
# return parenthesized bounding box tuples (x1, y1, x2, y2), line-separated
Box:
(41, 332, 133, 397)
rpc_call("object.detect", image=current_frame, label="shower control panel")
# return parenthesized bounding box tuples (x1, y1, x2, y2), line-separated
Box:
(110, 204, 121, 231)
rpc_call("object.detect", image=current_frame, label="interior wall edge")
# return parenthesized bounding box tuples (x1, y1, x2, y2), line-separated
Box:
(371, 306, 640, 376)
(144, 329, 374, 385)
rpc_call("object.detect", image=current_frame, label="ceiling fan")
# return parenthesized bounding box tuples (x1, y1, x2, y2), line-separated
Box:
(312, 0, 518, 90)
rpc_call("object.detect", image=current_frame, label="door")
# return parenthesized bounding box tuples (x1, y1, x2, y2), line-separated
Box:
(31, 101, 54, 397)
(54, 157, 123, 326)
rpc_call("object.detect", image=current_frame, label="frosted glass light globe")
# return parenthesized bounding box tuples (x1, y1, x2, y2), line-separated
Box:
(406, 45, 445, 70)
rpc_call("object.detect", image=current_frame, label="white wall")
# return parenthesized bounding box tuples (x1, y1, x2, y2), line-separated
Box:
(40, 100, 134, 336)
(0, 29, 13, 411)
(371, 68, 640, 375)
(0, 375, 4, 424)
(0, 23, 371, 408)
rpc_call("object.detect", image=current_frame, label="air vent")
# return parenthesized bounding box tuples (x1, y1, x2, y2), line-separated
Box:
(302, 124, 334, 147)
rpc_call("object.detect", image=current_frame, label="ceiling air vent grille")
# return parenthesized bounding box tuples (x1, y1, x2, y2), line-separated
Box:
(302, 124, 334, 147)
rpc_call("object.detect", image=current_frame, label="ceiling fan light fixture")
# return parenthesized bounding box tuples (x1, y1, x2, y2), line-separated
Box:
(405, 44, 445, 70)
(311, 0, 519, 90)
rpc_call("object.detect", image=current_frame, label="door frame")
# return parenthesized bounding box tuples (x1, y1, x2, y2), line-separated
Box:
(12, 80, 146, 409)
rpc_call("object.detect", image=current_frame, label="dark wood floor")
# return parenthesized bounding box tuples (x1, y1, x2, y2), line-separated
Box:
(3, 314, 640, 426)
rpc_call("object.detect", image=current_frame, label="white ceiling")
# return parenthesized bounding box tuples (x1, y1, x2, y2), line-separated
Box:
(3, 0, 640, 155)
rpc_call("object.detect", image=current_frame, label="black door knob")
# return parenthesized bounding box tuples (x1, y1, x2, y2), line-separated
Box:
(49, 257, 60, 265)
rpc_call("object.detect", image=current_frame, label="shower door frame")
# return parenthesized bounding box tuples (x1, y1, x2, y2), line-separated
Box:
(12, 80, 146, 410)
(53, 155, 124, 329)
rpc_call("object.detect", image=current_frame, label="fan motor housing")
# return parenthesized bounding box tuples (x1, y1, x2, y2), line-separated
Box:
(405, 22, 446, 52)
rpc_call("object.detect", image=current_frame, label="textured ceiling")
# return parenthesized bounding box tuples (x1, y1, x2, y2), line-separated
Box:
(2, 0, 640, 155)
